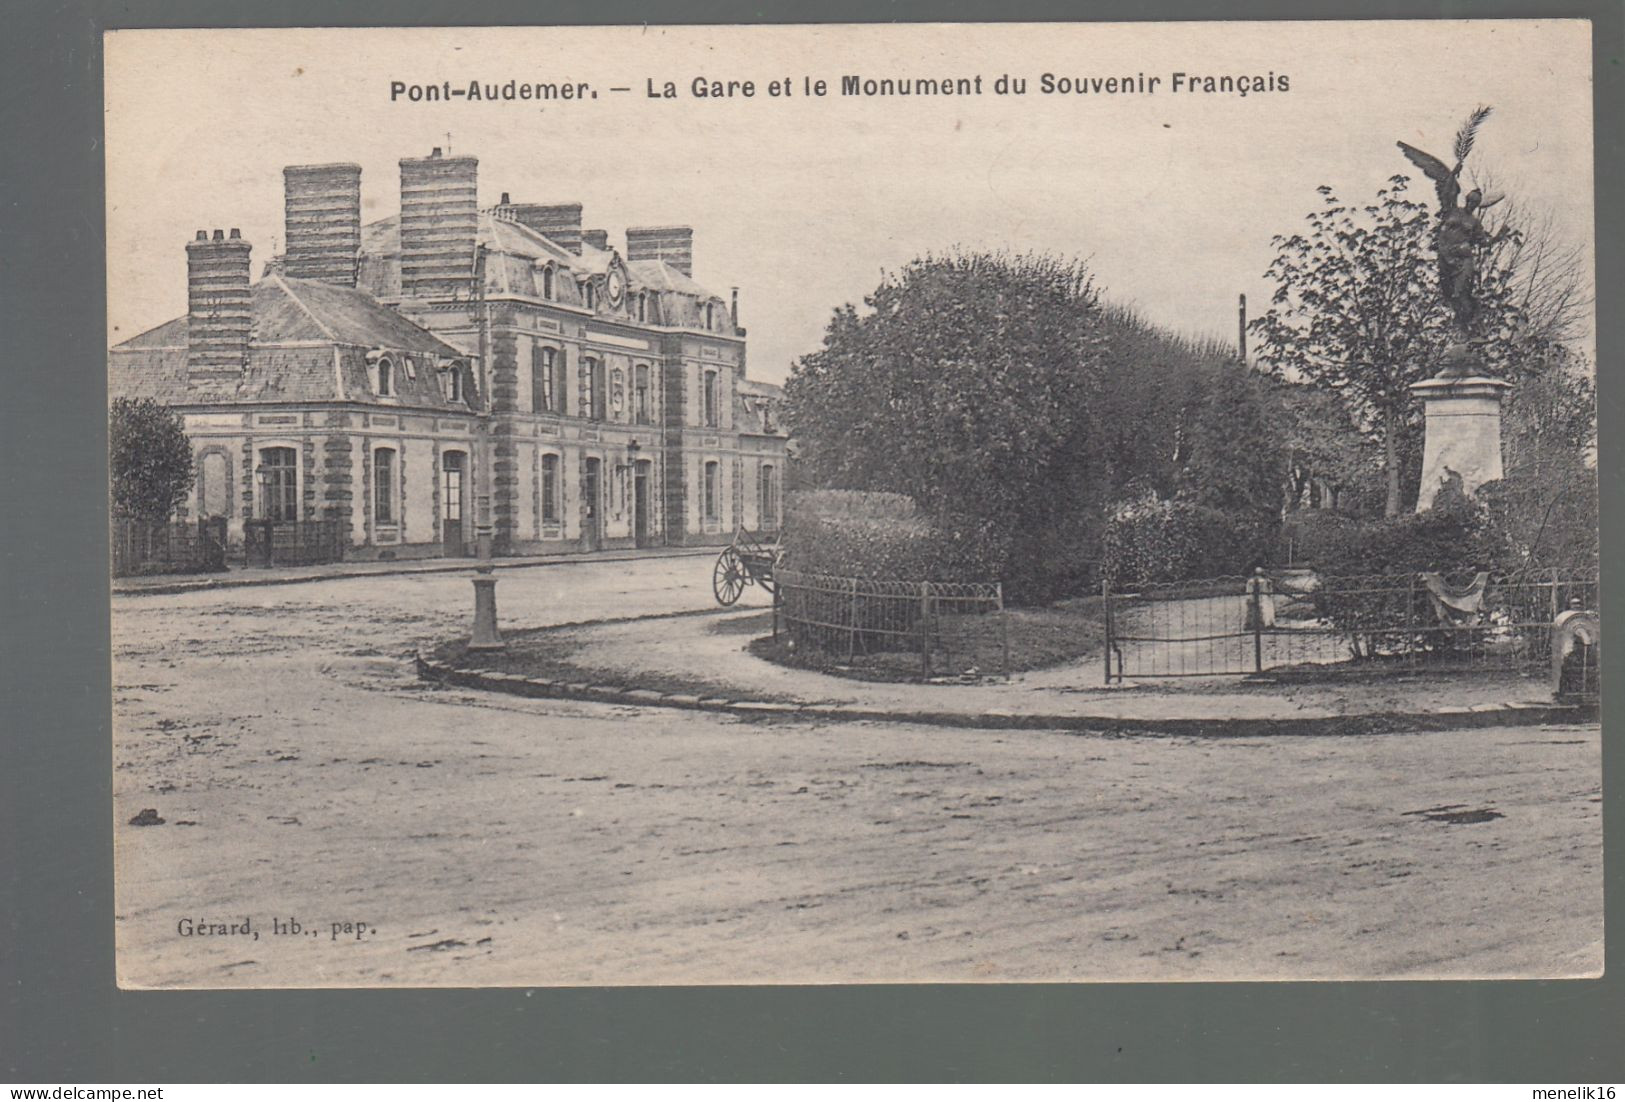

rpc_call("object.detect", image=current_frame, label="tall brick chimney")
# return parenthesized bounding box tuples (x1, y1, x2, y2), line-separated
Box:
(581, 228, 609, 252)
(186, 228, 253, 375)
(399, 148, 479, 300)
(500, 202, 583, 254)
(283, 162, 362, 285)
(625, 226, 693, 277)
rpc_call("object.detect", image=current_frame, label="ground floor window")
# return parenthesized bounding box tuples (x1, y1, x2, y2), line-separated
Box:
(759, 463, 778, 529)
(199, 451, 230, 518)
(373, 447, 396, 525)
(542, 453, 560, 523)
(703, 460, 719, 521)
(441, 452, 464, 521)
(258, 446, 298, 522)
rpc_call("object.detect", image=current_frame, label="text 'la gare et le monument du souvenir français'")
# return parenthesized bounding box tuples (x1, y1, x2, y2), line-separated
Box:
(386, 69, 1293, 104)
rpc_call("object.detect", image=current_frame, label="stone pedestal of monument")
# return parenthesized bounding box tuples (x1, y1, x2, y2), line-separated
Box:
(1410, 373, 1510, 511)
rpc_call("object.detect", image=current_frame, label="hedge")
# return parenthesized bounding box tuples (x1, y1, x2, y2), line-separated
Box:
(1279, 510, 1360, 567)
(1102, 496, 1274, 586)
(779, 490, 1006, 582)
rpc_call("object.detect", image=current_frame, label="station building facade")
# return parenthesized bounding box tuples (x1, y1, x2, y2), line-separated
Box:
(108, 149, 789, 559)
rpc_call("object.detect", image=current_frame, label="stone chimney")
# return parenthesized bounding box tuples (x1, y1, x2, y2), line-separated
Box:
(398, 148, 479, 300)
(186, 228, 253, 375)
(581, 228, 609, 252)
(625, 226, 693, 277)
(500, 202, 583, 254)
(283, 162, 362, 286)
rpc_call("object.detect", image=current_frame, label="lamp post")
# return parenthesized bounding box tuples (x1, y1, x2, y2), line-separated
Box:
(467, 425, 503, 651)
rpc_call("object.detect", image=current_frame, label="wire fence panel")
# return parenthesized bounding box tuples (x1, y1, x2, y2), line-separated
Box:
(1105, 569, 1598, 682)
(242, 518, 346, 567)
(112, 517, 228, 577)
(775, 570, 1008, 679)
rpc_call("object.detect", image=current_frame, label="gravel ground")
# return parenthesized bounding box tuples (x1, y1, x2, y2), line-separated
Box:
(112, 558, 1602, 987)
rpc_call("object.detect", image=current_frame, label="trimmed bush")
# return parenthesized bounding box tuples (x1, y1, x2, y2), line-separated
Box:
(1308, 484, 1511, 579)
(1102, 496, 1274, 586)
(1279, 510, 1360, 567)
(1305, 485, 1515, 659)
(780, 490, 1006, 582)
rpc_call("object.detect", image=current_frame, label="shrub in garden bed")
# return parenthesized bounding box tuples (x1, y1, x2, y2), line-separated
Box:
(1304, 485, 1517, 659)
(1279, 510, 1361, 568)
(779, 489, 1006, 582)
(777, 490, 1007, 658)
(1101, 496, 1274, 587)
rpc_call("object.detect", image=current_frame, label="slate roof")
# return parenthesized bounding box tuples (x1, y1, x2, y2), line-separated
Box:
(735, 378, 786, 437)
(109, 276, 473, 409)
(353, 213, 730, 306)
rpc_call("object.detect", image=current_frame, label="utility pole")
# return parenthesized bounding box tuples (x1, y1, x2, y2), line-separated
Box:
(1238, 293, 1248, 363)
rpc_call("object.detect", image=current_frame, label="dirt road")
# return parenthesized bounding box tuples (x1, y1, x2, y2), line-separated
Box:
(112, 558, 1602, 987)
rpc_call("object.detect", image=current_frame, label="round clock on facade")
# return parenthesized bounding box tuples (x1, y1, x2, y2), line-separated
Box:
(606, 267, 626, 307)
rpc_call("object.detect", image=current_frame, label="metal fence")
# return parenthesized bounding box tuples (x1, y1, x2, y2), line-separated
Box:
(242, 517, 346, 568)
(1104, 569, 1598, 682)
(112, 517, 228, 577)
(774, 569, 1008, 679)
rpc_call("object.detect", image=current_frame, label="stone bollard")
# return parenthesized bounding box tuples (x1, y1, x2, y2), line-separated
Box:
(1550, 602, 1598, 702)
(469, 565, 505, 652)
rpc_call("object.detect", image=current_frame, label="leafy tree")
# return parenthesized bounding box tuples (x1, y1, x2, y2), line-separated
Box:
(1179, 360, 1288, 521)
(784, 252, 1237, 600)
(785, 252, 1104, 528)
(1271, 381, 1382, 514)
(110, 398, 194, 521)
(1480, 355, 1598, 573)
(1250, 177, 1532, 517)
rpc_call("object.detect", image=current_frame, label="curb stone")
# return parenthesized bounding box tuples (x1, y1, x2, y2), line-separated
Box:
(415, 652, 1595, 736)
(113, 546, 717, 597)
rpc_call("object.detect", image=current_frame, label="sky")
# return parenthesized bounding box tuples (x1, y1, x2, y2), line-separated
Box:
(105, 21, 1596, 384)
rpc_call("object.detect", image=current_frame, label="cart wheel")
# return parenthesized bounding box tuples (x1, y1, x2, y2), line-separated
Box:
(713, 547, 746, 606)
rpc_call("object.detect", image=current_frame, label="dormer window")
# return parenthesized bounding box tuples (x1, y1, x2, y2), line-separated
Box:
(636, 293, 647, 322)
(442, 363, 463, 404)
(375, 355, 394, 396)
(583, 280, 597, 311)
(541, 265, 554, 300)
(704, 302, 715, 330)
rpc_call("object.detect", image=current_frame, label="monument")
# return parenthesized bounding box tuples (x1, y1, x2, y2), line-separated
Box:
(1397, 107, 1513, 511)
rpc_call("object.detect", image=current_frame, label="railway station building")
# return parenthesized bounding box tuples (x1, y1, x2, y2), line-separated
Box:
(108, 149, 789, 560)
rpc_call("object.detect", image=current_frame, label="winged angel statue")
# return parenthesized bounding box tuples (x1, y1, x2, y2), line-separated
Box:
(1396, 106, 1509, 342)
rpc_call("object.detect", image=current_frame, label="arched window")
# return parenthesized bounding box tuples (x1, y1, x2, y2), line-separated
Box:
(583, 281, 596, 311)
(200, 451, 230, 518)
(541, 454, 560, 523)
(704, 302, 714, 330)
(373, 448, 396, 525)
(257, 446, 298, 522)
(541, 265, 554, 300)
(634, 364, 651, 425)
(703, 461, 719, 522)
(442, 363, 463, 404)
(375, 355, 393, 396)
(532, 345, 558, 413)
(636, 292, 647, 323)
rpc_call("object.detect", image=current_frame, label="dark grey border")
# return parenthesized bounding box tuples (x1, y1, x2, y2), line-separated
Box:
(3, 0, 1620, 1083)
